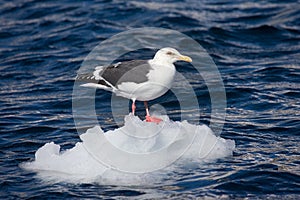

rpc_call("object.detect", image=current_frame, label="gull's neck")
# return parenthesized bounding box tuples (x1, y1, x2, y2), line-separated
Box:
(149, 57, 175, 68)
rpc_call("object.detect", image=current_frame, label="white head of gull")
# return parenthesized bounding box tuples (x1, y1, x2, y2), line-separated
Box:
(76, 47, 192, 123)
(152, 47, 192, 65)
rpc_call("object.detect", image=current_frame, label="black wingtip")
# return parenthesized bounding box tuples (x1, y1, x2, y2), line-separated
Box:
(75, 73, 111, 87)
(75, 73, 96, 81)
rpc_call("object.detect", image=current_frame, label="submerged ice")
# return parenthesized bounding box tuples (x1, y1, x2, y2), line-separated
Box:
(22, 114, 235, 184)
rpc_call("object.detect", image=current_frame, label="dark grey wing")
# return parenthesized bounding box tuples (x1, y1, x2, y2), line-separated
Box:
(75, 60, 152, 88)
(100, 60, 152, 87)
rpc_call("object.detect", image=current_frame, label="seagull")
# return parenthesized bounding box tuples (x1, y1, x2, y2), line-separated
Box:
(76, 47, 192, 123)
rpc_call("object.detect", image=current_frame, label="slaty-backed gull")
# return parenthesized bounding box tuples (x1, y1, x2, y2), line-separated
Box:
(76, 47, 192, 123)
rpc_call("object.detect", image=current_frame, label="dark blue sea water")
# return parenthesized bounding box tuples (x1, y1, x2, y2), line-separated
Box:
(1, 0, 300, 199)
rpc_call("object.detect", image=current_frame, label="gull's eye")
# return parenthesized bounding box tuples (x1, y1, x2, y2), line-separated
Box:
(166, 51, 174, 55)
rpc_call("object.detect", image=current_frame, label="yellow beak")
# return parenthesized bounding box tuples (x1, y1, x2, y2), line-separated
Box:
(179, 55, 192, 62)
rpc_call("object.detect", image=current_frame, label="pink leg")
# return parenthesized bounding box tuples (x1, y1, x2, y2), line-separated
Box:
(144, 101, 162, 123)
(131, 100, 136, 115)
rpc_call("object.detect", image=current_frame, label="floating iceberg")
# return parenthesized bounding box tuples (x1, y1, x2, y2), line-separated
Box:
(22, 114, 235, 184)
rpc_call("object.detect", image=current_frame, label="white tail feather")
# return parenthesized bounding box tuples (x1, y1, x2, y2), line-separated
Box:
(80, 83, 113, 91)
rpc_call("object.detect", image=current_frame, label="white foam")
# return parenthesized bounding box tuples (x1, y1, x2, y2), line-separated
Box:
(22, 114, 235, 184)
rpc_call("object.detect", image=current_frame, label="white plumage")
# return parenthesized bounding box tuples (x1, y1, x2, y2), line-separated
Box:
(76, 47, 192, 122)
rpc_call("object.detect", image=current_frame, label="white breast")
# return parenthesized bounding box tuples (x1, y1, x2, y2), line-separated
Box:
(117, 63, 176, 101)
